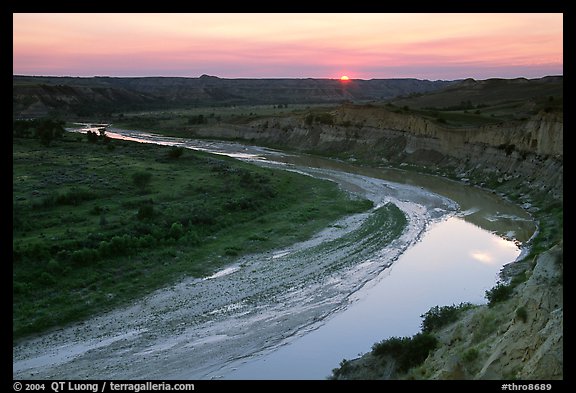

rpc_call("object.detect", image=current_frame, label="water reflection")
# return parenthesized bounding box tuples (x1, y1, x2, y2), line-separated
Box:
(274, 154, 535, 243)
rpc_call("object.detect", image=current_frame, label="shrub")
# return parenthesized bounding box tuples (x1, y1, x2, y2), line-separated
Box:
(13, 281, 31, 295)
(187, 114, 206, 125)
(372, 336, 405, 357)
(137, 204, 155, 220)
(516, 306, 528, 323)
(55, 188, 96, 206)
(38, 272, 57, 285)
(47, 259, 62, 273)
(97, 235, 142, 257)
(37, 188, 96, 208)
(305, 112, 334, 126)
(421, 303, 474, 333)
(108, 235, 134, 255)
(167, 146, 185, 159)
(183, 230, 200, 246)
(462, 347, 479, 363)
(315, 113, 334, 125)
(498, 143, 516, 156)
(485, 282, 513, 307)
(472, 311, 500, 343)
(132, 171, 152, 191)
(70, 248, 98, 265)
(372, 332, 438, 373)
(86, 130, 99, 143)
(169, 222, 184, 240)
(331, 359, 351, 379)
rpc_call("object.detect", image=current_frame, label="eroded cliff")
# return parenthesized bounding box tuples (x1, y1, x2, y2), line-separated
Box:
(194, 105, 563, 199)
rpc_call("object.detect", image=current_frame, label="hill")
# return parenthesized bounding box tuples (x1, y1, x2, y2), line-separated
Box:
(12, 75, 454, 118)
(389, 76, 563, 121)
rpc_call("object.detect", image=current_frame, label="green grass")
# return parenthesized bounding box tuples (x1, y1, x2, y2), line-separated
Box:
(389, 78, 562, 115)
(471, 309, 502, 344)
(13, 133, 373, 340)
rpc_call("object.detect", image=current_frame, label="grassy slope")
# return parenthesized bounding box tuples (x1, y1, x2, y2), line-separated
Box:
(388, 77, 563, 126)
(13, 133, 374, 340)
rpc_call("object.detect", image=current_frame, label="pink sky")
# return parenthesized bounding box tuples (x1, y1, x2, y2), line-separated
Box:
(13, 13, 563, 80)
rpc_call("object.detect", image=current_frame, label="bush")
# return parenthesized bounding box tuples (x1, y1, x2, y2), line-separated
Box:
(516, 306, 528, 323)
(132, 171, 152, 191)
(55, 188, 96, 206)
(70, 248, 98, 265)
(421, 303, 474, 333)
(305, 113, 334, 125)
(331, 359, 351, 379)
(169, 222, 184, 239)
(372, 332, 438, 373)
(462, 347, 479, 363)
(315, 113, 334, 125)
(472, 312, 499, 343)
(36, 188, 96, 208)
(38, 272, 57, 285)
(498, 143, 516, 156)
(86, 130, 99, 143)
(485, 282, 513, 307)
(187, 114, 206, 125)
(47, 259, 62, 273)
(372, 336, 405, 357)
(137, 204, 155, 220)
(167, 146, 185, 159)
(13, 281, 31, 295)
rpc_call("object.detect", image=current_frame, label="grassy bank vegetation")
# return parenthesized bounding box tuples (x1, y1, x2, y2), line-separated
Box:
(13, 128, 373, 340)
(111, 103, 338, 139)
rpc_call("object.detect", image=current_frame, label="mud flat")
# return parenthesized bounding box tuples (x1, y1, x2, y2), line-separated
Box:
(13, 165, 456, 380)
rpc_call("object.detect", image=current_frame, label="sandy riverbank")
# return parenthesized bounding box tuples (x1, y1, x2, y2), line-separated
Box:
(13, 167, 456, 380)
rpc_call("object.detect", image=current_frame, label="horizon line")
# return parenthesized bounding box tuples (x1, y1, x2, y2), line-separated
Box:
(13, 74, 564, 82)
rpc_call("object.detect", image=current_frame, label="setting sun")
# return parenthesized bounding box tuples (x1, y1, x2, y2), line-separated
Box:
(340, 75, 350, 81)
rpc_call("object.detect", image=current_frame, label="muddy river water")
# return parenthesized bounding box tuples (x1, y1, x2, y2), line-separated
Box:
(13, 127, 536, 380)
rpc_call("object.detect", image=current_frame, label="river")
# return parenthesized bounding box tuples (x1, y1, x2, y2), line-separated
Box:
(13, 126, 535, 380)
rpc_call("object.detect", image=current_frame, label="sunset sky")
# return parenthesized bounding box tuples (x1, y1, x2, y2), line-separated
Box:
(13, 13, 563, 80)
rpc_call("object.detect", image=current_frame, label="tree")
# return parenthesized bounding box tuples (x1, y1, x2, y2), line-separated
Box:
(86, 130, 99, 143)
(13, 118, 65, 145)
(167, 146, 184, 159)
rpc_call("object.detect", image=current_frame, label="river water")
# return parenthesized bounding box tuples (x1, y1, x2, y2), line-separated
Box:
(61, 126, 535, 379)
